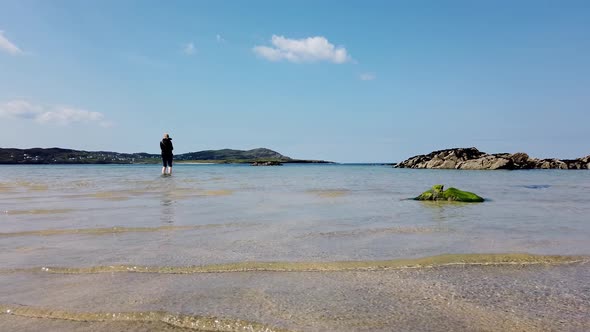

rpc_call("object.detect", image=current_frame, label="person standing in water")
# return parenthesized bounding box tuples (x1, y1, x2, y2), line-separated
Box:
(160, 133, 174, 175)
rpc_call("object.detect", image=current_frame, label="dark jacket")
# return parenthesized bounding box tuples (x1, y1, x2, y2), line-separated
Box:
(160, 138, 173, 156)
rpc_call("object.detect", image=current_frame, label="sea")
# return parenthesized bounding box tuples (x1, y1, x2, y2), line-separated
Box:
(1, 164, 589, 331)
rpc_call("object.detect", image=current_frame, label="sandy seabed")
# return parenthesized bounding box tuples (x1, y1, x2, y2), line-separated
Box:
(1, 258, 589, 332)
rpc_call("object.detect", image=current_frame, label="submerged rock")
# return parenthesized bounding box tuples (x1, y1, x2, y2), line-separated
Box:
(415, 185, 484, 202)
(522, 184, 551, 189)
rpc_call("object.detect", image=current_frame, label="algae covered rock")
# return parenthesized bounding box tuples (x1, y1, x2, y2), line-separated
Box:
(415, 185, 484, 202)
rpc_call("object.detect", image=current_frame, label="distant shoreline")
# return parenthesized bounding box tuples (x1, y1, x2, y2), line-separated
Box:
(0, 147, 332, 165)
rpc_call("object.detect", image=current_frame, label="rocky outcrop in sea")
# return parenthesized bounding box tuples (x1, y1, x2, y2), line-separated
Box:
(251, 161, 283, 166)
(395, 147, 590, 170)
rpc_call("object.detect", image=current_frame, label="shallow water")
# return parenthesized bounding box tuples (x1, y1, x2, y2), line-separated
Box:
(1, 164, 589, 331)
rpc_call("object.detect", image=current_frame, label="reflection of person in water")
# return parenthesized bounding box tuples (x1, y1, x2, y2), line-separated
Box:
(160, 175, 176, 224)
(160, 196, 175, 224)
(160, 133, 174, 175)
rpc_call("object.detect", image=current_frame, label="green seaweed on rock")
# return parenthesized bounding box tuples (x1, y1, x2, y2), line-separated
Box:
(415, 185, 484, 202)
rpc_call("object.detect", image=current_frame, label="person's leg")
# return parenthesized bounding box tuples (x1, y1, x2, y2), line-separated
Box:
(162, 158, 167, 175)
(167, 158, 173, 175)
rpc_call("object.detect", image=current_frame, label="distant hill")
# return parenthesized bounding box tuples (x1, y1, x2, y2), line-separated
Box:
(177, 148, 290, 161)
(0, 147, 329, 164)
(0, 147, 154, 164)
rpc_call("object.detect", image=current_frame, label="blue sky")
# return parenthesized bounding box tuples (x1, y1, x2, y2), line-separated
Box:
(1, 0, 589, 162)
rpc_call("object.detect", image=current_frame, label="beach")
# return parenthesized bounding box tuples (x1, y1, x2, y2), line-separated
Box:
(1, 164, 589, 331)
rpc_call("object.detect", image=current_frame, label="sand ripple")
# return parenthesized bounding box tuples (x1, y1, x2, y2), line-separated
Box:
(2, 254, 585, 274)
(0, 304, 290, 332)
(3, 209, 73, 215)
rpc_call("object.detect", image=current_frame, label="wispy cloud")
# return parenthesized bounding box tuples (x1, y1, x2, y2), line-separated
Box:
(253, 35, 351, 64)
(183, 42, 196, 55)
(0, 100, 110, 126)
(216, 34, 226, 43)
(0, 30, 23, 55)
(360, 72, 376, 81)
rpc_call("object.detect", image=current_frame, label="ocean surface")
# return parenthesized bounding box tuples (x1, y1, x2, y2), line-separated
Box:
(1, 164, 589, 331)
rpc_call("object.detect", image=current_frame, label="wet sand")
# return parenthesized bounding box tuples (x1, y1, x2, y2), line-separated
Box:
(1, 260, 588, 331)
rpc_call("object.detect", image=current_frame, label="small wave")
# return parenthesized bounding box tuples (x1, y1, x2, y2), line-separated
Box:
(203, 189, 233, 196)
(12, 246, 47, 253)
(165, 188, 233, 199)
(0, 185, 14, 193)
(4, 209, 73, 215)
(86, 191, 130, 201)
(3, 254, 585, 275)
(0, 182, 48, 191)
(82, 188, 172, 200)
(0, 223, 259, 238)
(298, 226, 450, 239)
(17, 182, 49, 191)
(0, 304, 290, 332)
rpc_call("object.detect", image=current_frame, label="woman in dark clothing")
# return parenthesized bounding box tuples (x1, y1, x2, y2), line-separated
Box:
(160, 133, 174, 175)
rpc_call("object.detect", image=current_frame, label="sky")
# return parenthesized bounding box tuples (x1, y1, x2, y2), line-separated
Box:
(1, 0, 589, 163)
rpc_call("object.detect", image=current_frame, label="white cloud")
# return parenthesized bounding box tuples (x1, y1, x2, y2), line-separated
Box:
(0, 100, 108, 126)
(0, 100, 42, 118)
(360, 72, 376, 81)
(183, 42, 196, 55)
(0, 30, 23, 55)
(253, 35, 351, 64)
(216, 34, 226, 43)
(36, 107, 104, 125)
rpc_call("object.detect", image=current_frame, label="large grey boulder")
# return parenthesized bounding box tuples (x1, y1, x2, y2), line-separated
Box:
(457, 156, 510, 170)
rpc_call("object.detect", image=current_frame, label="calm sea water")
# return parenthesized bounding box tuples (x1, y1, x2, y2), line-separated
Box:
(1, 164, 589, 269)
(2, 164, 590, 331)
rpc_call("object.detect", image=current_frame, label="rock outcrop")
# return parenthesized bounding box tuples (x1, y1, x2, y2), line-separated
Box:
(415, 185, 484, 202)
(251, 161, 283, 166)
(395, 148, 590, 170)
